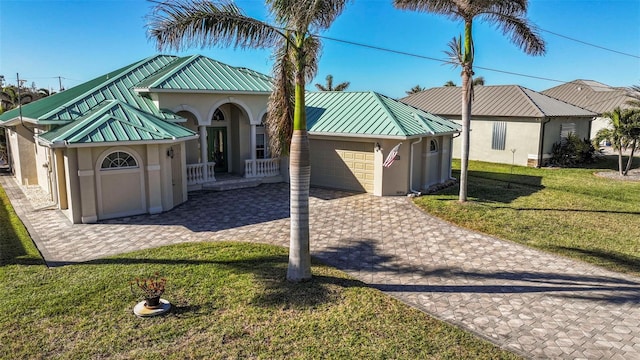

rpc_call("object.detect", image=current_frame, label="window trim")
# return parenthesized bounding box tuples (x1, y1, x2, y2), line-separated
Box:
(100, 151, 138, 170)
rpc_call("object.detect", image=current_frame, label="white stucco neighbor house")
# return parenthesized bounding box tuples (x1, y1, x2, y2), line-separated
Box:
(0, 54, 460, 223)
(401, 85, 597, 167)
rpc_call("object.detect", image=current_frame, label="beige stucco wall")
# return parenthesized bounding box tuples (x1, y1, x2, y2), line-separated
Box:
(34, 131, 51, 195)
(56, 142, 187, 224)
(154, 92, 269, 126)
(450, 117, 542, 166)
(7, 126, 38, 186)
(380, 138, 411, 196)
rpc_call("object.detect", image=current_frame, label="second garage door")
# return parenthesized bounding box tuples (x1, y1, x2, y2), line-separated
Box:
(310, 139, 374, 192)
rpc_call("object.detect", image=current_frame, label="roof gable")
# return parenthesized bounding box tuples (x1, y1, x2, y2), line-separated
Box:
(401, 85, 596, 118)
(306, 91, 460, 138)
(39, 100, 196, 145)
(542, 80, 632, 113)
(134, 55, 272, 93)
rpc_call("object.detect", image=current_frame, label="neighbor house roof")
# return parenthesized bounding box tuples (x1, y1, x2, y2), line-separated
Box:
(306, 91, 461, 139)
(401, 85, 597, 118)
(39, 100, 197, 147)
(542, 80, 633, 114)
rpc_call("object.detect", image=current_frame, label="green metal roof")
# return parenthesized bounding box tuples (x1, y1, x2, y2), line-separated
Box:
(0, 55, 183, 124)
(0, 54, 273, 147)
(135, 55, 272, 93)
(39, 100, 196, 146)
(305, 91, 461, 138)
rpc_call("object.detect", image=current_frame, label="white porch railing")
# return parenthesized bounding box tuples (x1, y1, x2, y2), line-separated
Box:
(245, 158, 280, 178)
(186, 162, 216, 185)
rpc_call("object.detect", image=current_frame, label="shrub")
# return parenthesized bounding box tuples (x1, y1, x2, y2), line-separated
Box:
(549, 133, 596, 167)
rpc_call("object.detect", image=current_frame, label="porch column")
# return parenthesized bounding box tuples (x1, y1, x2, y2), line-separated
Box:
(249, 124, 256, 177)
(199, 125, 208, 182)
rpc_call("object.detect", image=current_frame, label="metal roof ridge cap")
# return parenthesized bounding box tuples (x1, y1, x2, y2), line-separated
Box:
(413, 113, 435, 134)
(372, 92, 409, 136)
(516, 85, 548, 117)
(144, 54, 200, 88)
(39, 55, 169, 120)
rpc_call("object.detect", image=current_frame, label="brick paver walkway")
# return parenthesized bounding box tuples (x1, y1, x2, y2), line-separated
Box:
(2, 174, 639, 359)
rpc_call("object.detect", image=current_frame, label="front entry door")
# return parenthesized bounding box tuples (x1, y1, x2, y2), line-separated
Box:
(208, 127, 227, 173)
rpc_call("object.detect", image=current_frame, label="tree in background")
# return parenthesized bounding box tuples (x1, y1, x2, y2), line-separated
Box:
(406, 85, 425, 95)
(595, 107, 640, 176)
(394, 0, 545, 202)
(443, 80, 456, 87)
(315, 74, 350, 91)
(147, 0, 350, 282)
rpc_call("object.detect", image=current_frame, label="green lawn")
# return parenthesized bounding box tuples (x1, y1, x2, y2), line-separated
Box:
(0, 186, 518, 359)
(415, 156, 640, 276)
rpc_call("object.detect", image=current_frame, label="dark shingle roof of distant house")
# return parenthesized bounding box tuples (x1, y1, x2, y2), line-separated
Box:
(400, 85, 597, 118)
(541, 80, 633, 114)
(306, 91, 460, 139)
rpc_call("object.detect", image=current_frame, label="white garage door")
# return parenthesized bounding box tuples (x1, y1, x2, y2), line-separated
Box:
(310, 140, 374, 192)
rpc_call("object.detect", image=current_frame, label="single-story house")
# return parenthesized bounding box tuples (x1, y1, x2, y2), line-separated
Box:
(400, 85, 597, 167)
(306, 91, 460, 196)
(542, 79, 635, 139)
(0, 54, 460, 224)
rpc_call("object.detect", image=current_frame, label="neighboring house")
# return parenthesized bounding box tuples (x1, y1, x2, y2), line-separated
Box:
(306, 91, 460, 196)
(542, 79, 635, 140)
(401, 85, 597, 167)
(0, 55, 460, 224)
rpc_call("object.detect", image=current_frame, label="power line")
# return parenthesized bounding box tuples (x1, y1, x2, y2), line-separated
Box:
(535, 27, 640, 59)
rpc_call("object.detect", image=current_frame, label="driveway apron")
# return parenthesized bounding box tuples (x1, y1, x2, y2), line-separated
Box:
(2, 174, 639, 360)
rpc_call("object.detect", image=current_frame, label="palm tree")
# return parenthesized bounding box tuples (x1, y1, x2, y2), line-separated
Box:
(315, 74, 350, 91)
(147, 0, 349, 282)
(394, 0, 546, 202)
(472, 76, 485, 86)
(406, 85, 426, 95)
(1, 86, 33, 112)
(595, 107, 640, 176)
(443, 80, 456, 87)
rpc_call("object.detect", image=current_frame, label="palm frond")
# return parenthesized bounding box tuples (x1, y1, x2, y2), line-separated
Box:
(393, 0, 460, 19)
(266, 36, 295, 157)
(443, 36, 463, 68)
(147, 0, 282, 51)
(483, 12, 545, 55)
(333, 82, 350, 91)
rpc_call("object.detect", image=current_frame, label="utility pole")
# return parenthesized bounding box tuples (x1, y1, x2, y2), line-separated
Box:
(58, 76, 64, 92)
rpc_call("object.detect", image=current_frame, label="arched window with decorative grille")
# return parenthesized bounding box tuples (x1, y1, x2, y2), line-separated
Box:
(100, 151, 138, 169)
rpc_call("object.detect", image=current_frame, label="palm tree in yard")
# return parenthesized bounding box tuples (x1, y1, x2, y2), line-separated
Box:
(147, 0, 349, 282)
(595, 107, 640, 176)
(393, 0, 545, 202)
(315, 74, 350, 91)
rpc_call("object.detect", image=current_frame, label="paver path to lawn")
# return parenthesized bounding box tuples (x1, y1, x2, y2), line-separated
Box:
(3, 174, 639, 360)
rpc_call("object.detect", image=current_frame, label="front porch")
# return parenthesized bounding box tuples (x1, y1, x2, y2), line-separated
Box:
(186, 158, 282, 191)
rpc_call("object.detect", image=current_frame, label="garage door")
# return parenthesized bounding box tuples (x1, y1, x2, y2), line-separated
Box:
(310, 140, 374, 192)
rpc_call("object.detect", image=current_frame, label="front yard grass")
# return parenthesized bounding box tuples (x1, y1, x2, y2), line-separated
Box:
(1, 187, 517, 359)
(414, 156, 640, 276)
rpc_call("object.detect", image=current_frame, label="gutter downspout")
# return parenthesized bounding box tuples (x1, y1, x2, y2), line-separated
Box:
(538, 118, 551, 168)
(409, 137, 423, 196)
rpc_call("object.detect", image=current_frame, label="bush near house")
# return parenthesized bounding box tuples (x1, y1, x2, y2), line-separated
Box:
(549, 133, 597, 167)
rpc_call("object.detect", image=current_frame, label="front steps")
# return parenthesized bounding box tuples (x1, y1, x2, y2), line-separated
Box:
(202, 177, 263, 191)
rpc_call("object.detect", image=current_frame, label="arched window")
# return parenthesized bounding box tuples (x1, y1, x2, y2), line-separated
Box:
(429, 139, 439, 153)
(212, 108, 225, 122)
(101, 151, 138, 169)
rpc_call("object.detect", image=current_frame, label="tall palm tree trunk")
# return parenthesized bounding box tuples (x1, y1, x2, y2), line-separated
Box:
(618, 147, 624, 176)
(459, 20, 473, 203)
(287, 49, 312, 282)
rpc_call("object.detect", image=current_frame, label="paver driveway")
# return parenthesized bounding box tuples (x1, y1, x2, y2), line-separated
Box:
(3, 174, 639, 359)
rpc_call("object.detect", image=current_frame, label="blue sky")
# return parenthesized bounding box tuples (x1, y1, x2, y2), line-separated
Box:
(1, 0, 638, 98)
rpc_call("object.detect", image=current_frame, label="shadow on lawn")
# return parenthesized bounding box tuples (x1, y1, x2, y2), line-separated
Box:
(314, 239, 640, 305)
(0, 175, 44, 266)
(81, 251, 366, 310)
(438, 170, 544, 204)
